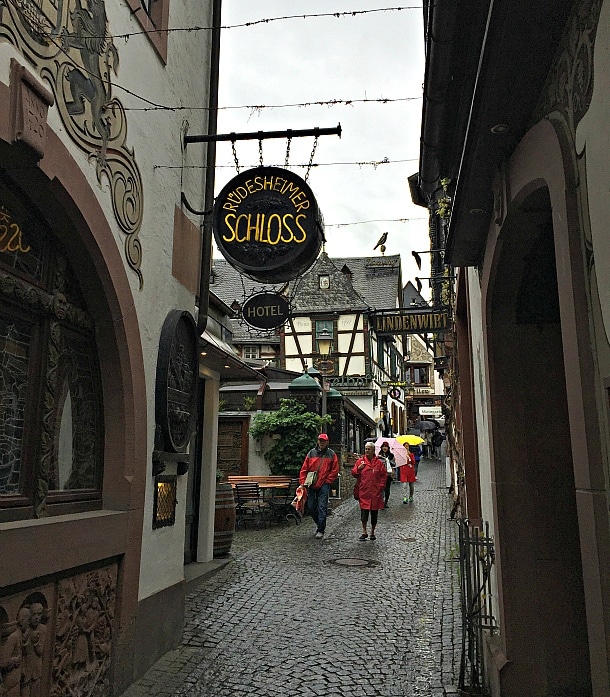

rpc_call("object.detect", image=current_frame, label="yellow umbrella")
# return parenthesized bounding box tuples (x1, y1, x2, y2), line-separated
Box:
(397, 434, 424, 446)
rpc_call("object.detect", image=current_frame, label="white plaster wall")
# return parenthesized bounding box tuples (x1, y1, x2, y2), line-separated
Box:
(338, 331, 364, 354)
(338, 314, 362, 331)
(1, 4, 213, 600)
(284, 335, 299, 356)
(100, 2, 214, 600)
(248, 430, 275, 475)
(339, 355, 366, 375)
(286, 357, 305, 373)
(576, 0, 610, 346)
(299, 335, 313, 354)
(293, 317, 312, 332)
(466, 268, 494, 533)
(196, 369, 220, 563)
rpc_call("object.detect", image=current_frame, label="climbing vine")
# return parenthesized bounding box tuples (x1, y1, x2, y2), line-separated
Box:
(249, 398, 331, 475)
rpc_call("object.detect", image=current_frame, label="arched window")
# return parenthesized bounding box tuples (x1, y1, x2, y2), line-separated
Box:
(0, 196, 103, 520)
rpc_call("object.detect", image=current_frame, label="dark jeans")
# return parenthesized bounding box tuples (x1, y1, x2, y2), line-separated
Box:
(307, 483, 330, 533)
(384, 475, 392, 504)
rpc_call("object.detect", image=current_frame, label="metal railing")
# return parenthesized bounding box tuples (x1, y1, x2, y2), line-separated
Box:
(457, 519, 498, 696)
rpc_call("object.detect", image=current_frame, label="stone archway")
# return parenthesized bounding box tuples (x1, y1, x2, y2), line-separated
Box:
(485, 185, 591, 696)
(0, 77, 147, 693)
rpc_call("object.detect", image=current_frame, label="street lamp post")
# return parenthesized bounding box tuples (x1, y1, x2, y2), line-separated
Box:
(316, 327, 333, 433)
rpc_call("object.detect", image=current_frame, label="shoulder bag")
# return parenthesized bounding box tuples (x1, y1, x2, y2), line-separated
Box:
(304, 469, 318, 487)
(304, 459, 322, 487)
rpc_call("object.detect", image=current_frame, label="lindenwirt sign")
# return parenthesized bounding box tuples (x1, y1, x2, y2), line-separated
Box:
(370, 308, 451, 335)
(213, 166, 324, 283)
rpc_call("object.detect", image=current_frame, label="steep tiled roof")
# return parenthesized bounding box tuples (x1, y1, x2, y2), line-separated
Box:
(288, 253, 368, 314)
(403, 280, 429, 308)
(210, 252, 403, 340)
(331, 255, 402, 311)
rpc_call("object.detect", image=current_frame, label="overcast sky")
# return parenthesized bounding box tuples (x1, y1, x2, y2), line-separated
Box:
(213, 1, 430, 294)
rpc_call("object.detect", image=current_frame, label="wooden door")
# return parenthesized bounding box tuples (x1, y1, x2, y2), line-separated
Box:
(217, 418, 249, 478)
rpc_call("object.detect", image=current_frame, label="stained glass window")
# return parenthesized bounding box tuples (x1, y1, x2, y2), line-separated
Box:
(0, 199, 103, 518)
(0, 316, 32, 495)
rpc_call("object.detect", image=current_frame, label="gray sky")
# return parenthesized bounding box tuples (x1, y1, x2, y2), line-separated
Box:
(213, 2, 430, 293)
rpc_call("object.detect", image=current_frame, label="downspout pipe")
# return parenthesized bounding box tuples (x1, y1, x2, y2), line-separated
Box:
(197, 0, 222, 336)
(419, 0, 459, 198)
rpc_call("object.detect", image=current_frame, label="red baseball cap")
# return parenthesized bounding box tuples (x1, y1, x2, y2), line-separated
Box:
(318, 433, 329, 441)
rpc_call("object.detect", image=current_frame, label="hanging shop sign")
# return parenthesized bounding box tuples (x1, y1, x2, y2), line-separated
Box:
(434, 356, 449, 371)
(213, 166, 324, 283)
(370, 308, 451, 335)
(419, 405, 443, 417)
(154, 310, 198, 458)
(329, 375, 373, 388)
(242, 291, 291, 330)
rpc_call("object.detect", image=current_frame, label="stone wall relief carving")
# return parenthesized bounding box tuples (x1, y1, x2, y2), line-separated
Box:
(1, 0, 144, 288)
(0, 589, 51, 697)
(0, 564, 117, 697)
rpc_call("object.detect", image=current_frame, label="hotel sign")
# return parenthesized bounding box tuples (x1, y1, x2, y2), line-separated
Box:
(241, 291, 290, 330)
(371, 308, 450, 335)
(213, 166, 324, 283)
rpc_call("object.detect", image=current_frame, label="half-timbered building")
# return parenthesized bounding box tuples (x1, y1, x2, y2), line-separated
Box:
(212, 252, 411, 435)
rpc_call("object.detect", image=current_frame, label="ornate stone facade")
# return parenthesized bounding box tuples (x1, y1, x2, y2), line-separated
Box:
(0, 0, 144, 287)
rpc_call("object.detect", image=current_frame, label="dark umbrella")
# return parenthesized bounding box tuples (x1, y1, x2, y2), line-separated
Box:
(418, 420, 438, 431)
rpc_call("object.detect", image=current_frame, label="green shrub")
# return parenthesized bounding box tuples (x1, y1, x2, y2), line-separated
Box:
(249, 399, 331, 476)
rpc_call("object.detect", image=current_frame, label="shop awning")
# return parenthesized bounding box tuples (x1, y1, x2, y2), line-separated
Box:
(199, 330, 264, 382)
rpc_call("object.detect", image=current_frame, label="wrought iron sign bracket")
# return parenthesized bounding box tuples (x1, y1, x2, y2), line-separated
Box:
(183, 124, 342, 146)
(152, 450, 190, 477)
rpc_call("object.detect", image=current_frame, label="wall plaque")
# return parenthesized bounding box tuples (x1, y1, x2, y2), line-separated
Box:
(155, 310, 198, 455)
(213, 166, 324, 282)
(242, 291, 290, 330)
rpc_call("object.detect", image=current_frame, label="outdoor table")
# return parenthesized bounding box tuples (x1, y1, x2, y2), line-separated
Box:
(258, 481, 290, 493)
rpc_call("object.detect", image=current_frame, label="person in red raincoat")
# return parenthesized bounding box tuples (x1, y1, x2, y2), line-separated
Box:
(351, 442, 387, 541)
(299, 433, 340, 539)
(398, 449, 417, 503)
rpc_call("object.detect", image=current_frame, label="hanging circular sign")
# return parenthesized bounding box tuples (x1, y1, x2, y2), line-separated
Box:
(388, 386, 402, 400)
(155, 310, 198, 453)
(213, 166, 324, 283)
(242, 291, 291, 330)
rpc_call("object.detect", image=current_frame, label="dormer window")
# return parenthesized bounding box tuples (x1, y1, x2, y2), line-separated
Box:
(319, 275, 330, 289)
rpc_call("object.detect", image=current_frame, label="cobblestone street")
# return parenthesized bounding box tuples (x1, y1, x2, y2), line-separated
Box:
(121, 458, 462, 697)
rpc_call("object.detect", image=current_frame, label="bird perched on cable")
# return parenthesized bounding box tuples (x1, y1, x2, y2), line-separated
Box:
(373, 232, 388, 254)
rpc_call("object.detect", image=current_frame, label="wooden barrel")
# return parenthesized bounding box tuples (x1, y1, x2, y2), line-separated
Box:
(213, 483, 236, 558)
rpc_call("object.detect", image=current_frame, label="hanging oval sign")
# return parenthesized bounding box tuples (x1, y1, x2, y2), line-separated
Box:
(213, 166, 324, 283)
(388, 386, 402, 400)
(241, 291, 291, 330)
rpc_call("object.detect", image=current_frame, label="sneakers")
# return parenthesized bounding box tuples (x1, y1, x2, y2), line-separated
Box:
(409, 497, 414, 502)
(359, 533, 368, 541)
(370, 534, 376, 541)
(315, 531, 324, 539)
(403, 498, 408, 504)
